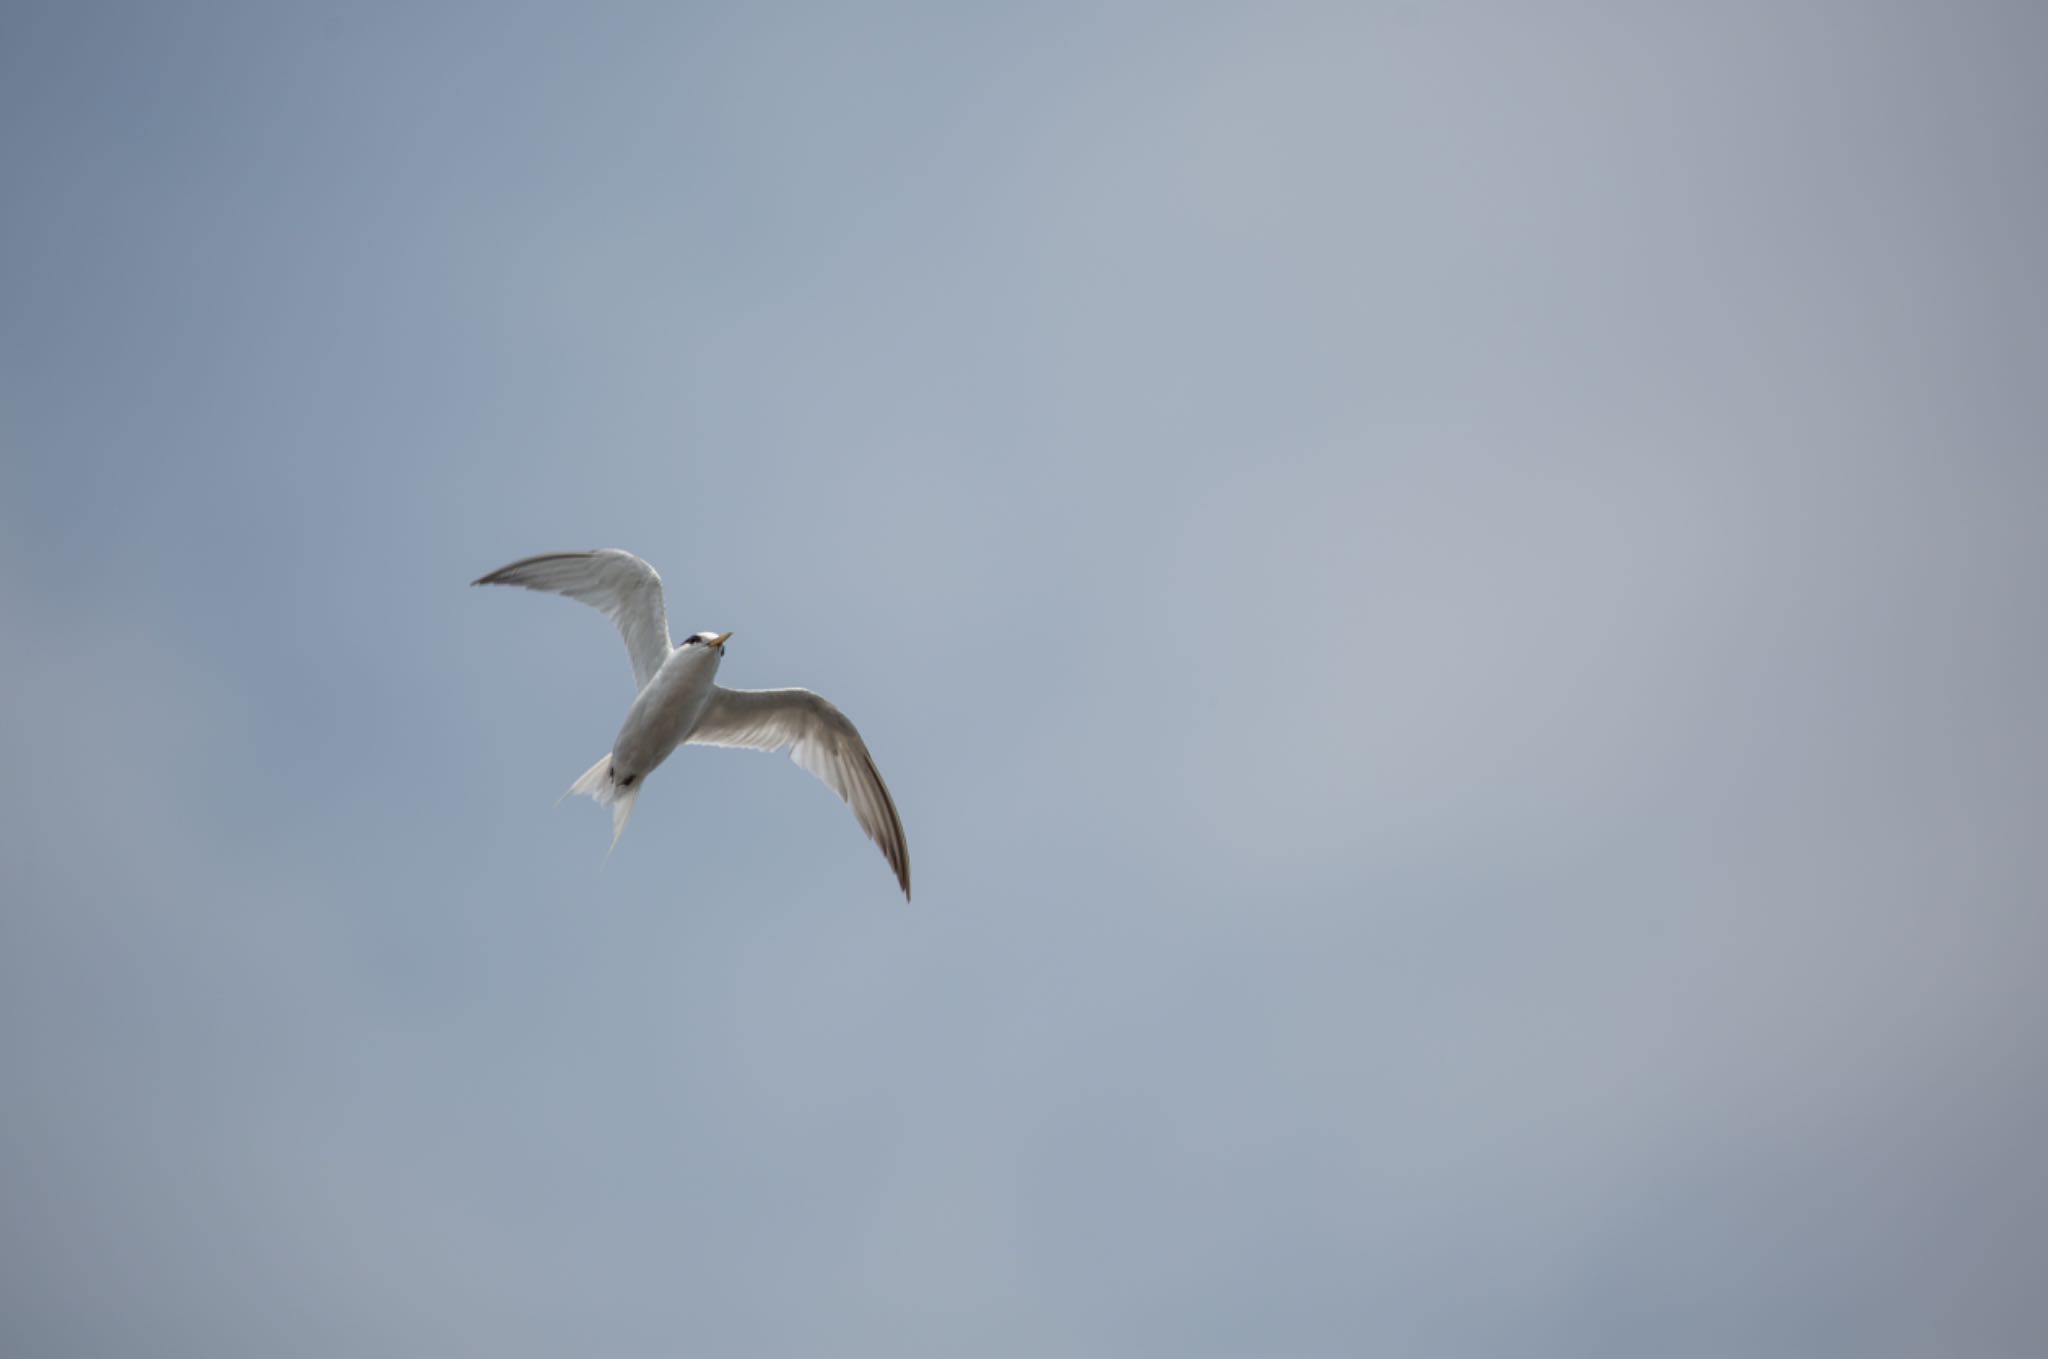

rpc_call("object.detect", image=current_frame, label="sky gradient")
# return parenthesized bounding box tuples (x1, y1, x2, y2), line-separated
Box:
(4, 3, 2046, 1355)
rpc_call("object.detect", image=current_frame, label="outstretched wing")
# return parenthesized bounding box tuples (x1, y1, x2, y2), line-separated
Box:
(472, 549, 673, 691)
(687, 686, 911, 899)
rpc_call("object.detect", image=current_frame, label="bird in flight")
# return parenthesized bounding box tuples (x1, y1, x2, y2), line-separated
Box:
(472, 549, 910, 898)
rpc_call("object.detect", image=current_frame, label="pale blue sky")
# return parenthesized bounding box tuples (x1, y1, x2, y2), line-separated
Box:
(4, 3, 2046, 1355)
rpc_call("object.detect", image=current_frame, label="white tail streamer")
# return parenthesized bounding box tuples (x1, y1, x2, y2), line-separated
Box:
(562, 752, 641, 856)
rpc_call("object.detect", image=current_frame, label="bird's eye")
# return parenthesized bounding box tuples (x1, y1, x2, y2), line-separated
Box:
(683, 636, 698, 645)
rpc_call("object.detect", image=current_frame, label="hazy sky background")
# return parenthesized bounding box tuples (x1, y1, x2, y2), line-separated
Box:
(4, 3, 2045, 1354)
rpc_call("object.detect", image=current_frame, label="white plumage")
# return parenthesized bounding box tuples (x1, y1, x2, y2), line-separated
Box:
(473, 549, 911, 898)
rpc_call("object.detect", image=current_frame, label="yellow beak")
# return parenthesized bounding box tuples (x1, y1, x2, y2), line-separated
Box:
(709, 632, 734, 648)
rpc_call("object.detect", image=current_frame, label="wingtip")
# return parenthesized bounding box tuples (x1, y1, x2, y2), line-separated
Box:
(471, 564, 534, 587)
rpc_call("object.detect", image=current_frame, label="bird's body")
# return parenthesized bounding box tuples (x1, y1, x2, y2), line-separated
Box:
(610, 633, 723, 783)
(473, 549, 911, 898)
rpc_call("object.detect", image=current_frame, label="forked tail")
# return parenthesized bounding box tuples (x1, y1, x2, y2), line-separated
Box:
(563, 752, 641, 855)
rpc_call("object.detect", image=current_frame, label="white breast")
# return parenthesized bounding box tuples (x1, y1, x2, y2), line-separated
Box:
(609, 645, 721, 778)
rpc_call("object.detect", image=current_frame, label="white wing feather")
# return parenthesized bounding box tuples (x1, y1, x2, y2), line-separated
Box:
(687, 686, 911, 899)
(472, 549, 674, 691)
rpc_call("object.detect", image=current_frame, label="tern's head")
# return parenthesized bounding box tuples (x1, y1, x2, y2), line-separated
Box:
(682, 631, 732, 658)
